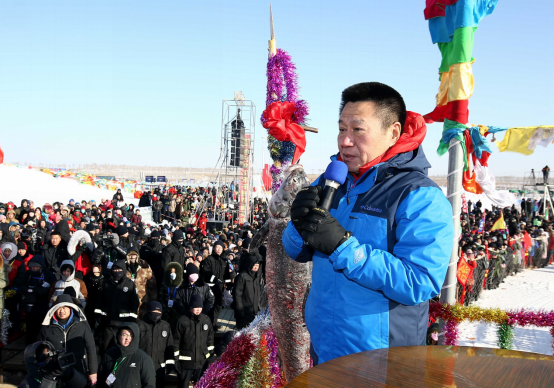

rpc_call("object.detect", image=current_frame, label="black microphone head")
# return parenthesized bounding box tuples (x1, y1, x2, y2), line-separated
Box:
(324, 161, 348, 184)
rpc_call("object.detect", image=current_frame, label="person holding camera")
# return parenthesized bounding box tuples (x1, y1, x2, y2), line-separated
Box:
(98, 323, 156, 388)
(95, 260, 140, 354)
(20, 340, 88, 388)
(38, 294, 98, 385)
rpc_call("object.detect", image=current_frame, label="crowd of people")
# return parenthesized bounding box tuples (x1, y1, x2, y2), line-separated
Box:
(0, 186, 269, 388)
(454, 198, 554, 307)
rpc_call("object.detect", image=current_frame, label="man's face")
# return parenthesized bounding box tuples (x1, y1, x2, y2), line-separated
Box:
(191, 307, 202, 316)
(338, 101, 401, 173)
(56, 306, 71, 320)
(214, 245, 223, 255)
(51, 235, 61, 247)
(18, 248, 26, 256)
(118, 330, 133, 347)
(62, 268, 72, 278)
(252, 263, 260, 272)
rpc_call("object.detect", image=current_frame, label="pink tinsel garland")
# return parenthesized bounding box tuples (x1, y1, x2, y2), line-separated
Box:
(265, 328, 285, 388)
(195, 334, 257, 387)
(444, 319, 460, 346)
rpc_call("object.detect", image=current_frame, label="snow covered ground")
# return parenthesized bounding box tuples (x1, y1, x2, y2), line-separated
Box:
(0, 164, 139, 206)
(458, 265, 554, 355)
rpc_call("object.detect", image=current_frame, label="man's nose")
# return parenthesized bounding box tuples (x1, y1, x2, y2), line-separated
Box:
(339, 133, 354, 147)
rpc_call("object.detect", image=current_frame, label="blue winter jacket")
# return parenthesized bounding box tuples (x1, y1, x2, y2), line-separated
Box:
(282, 146, 454, 364)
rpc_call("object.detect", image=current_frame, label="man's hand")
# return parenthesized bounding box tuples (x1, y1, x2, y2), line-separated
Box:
(291, 186, 322, 232)
(89, 374, 97, 385)
(299, 208, 351, 256)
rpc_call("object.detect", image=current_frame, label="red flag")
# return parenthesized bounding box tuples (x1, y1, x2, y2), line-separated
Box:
(0, 143, 4, 164)
(262, 164, 272, 191)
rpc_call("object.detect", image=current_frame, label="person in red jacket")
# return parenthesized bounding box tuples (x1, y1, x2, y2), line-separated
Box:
(130, 209, 143, 225)
(197, 212, 208, 233)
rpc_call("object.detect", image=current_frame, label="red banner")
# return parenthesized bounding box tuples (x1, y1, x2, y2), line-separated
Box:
(238, 135, 251, 224)
(262, 164, 272, 191)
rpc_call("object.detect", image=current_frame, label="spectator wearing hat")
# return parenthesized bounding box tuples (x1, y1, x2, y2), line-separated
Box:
(161, 229, 186, 269)
(200, 240, 235, 328)
(83, 264, 104, 324)
(174, 263, 214, 318)
(95, 259, 140, 354)
(138, 301, 176, 388)
(18, 255, 57, 344)
(125, 247, 157, 319)
(98, 322, 156, 388)
(38, 294, 98, 385)
(233, 251, 263, 329)
(48, 259, 88, 307)
(159, 262, 183, 330)
(174, 294, 214, 388)
(116, 224, 136, 252)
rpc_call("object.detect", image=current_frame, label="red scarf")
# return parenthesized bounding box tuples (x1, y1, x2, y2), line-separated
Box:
(339, 111, 427, 181)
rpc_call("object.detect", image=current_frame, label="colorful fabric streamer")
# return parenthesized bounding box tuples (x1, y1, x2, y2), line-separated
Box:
(496, 126, 554, 155)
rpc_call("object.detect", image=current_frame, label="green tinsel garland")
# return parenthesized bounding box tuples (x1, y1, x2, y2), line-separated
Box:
(497, 322, 515, 349)
(237, 355, 256, 388)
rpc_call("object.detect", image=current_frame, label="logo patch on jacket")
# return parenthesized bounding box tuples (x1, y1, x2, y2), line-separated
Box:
(203, 324, 208, 331)
(162, 331, 168, 337)
(123, 287, 129, 292)
(130, 363, 136, 368)
(354, 248, 365, 264)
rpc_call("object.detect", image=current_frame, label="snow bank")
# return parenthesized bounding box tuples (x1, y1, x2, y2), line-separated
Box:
(458, 265, 554, 355)
(0, 164, 139, 206)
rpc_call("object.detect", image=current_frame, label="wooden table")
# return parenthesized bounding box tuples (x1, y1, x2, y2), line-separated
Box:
(287, 346, 554, 387)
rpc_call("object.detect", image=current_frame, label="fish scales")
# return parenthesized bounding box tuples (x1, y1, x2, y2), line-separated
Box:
(265, 165, 312, 383)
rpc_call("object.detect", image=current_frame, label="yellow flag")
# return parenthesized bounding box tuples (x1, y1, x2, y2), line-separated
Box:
(491, 212, 506, 231)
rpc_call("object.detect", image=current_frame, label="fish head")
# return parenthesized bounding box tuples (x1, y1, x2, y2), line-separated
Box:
(269, 164, 311, 219)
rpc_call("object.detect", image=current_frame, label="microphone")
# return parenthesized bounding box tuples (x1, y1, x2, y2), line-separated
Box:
(319, 161, 348, 211)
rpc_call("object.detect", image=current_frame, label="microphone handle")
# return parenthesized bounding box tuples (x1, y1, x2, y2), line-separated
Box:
(319, 184, 338, 212)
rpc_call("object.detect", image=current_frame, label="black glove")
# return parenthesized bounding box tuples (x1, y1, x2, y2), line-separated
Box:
(165, 364, 178, 377)
(291, 186, 322, 232)
(299, 208, 351, 256)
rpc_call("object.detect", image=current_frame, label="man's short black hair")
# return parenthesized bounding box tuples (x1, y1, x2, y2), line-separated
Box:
(340, 82, 406, 132)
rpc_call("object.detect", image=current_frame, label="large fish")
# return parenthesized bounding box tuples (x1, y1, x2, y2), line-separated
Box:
(250, 164, 312, 383)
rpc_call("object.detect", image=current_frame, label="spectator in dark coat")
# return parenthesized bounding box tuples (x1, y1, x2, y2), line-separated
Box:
(233, 251, 263, 329)
(98, 322, 156, 388)
(159, 262, 183, 330)
(138, 302, 176, 388)
(38, 294, 98, 385)
(175, 263, 214, 316)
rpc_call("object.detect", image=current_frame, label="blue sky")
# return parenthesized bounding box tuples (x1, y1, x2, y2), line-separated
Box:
(1, 1, 552, 177)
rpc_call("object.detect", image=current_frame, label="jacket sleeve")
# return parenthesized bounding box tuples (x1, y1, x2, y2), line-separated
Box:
(203, 286, 214, 312)
(78, 279, 88, 307)
(328, 187, 454, 306)
(282, 222, 315, 263)
(97, 354, 109, 387)
(164, 325, 175, 366)
(173, 320, 182, 359)
(233, 275, 245, 312)
(129, 283, 140, 320)
(83, 323, 98, 374)
(140, 354, 156, 388)
(201, 258, 217, 284)
(207, 320, 214, 356)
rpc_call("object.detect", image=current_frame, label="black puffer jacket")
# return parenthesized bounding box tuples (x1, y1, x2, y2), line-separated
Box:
(159, 262, 183, 329)
(95, 260, 140, 327)
(98, 322, 156, 388)
(174, 277, 214, 315)
(233, 252, 263, 329)
(161, 241, 186, 269)
(38, 298, 98, 376)
(174, 312, 214, 370)
(42, 242, 69, 279)
(138, 316, 175, 374)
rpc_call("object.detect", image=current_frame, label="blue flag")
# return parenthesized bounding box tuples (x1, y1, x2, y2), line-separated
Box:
(478, 215, 486, 233)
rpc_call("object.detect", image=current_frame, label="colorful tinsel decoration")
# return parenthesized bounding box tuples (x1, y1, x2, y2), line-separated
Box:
(195, 309, 285, 388)
(497, 322, 515, 350)
(429, 301, 554, 353)
(263, 48, 309, 193)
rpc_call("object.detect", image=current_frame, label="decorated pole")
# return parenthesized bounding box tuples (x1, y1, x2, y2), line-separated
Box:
(423, 2, 499, 306)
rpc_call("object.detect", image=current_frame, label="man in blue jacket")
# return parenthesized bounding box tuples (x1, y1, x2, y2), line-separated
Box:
(283, 82, 454, 365)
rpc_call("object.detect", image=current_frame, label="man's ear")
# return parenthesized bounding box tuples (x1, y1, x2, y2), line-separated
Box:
(389, 122, 402, 146)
